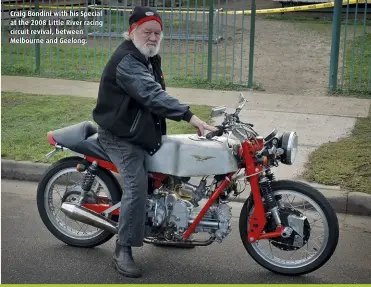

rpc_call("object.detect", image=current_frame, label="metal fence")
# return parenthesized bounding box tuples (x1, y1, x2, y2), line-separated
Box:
(329, 0, 371, 94)
(2, 0, 371, 95)
(86, 5, 225, 43)
(1, 0, 255, 86)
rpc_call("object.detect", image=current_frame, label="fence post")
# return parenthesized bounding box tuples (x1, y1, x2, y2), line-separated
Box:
(35, 0, 40, 73)
(207, 0, 214, 82)
(247, 0, 256, 88)
(328, 0, 343, 91)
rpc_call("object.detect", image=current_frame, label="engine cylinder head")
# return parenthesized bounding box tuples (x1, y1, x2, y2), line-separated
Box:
(178, 182, 197, 198)
(190, 179, 207, 207)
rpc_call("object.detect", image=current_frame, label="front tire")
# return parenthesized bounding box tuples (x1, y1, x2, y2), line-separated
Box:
(239, 180, 339, 276)
(37, 156, 122, 248)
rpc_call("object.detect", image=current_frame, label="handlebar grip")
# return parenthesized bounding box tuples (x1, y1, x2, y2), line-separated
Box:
(206, 126, 224, 139)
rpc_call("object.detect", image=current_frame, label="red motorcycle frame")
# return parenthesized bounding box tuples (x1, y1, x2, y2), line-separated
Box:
(48, 131, 283, 244)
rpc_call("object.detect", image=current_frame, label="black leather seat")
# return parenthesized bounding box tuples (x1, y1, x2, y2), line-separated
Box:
(49, 121, 111, 162)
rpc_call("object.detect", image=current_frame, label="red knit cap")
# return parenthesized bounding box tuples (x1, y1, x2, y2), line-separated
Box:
(128, 6, 163, 35)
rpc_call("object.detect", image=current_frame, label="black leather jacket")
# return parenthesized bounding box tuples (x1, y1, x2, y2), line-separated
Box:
(93, 40, 193, 155)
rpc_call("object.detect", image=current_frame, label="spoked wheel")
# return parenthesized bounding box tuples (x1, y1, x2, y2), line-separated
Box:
(36, 157, 122, 248)
(239, 180, 339, 276)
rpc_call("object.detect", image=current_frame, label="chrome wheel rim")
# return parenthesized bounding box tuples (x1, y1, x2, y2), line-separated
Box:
(44, 167, 113, 240)
(250, 190, 329, 269)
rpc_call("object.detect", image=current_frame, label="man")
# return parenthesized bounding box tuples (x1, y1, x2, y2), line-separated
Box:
(93, 6, 217, 278)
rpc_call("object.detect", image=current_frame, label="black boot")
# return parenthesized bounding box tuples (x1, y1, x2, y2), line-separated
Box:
(112, 241, 142, 278)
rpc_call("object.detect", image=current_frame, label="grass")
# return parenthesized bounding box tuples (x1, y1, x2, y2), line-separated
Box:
(1, 92, 213, 163)
(302, 112, 371, 194)
(299, 20, 371, 191)
(1, 41, 250, 91)
(164, 77, 259, 90)
(186, 0, 212, 7)
(340, 31, 371, 97)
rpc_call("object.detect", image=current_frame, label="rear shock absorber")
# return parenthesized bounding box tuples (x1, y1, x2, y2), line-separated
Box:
(79, 161, 98, 204)
(260, 177, 281, 226)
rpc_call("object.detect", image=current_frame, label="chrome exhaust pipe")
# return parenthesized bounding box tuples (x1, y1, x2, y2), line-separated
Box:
(60, 202, 118, 234)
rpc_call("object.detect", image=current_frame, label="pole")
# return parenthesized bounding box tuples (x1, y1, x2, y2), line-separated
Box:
(247, 0, 256, 88)
(35, 0, 40, 73)
(207, 0, 214, 82)
(329, 0, 343, 90)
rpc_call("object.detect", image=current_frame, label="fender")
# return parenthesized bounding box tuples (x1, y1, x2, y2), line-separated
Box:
(84, 158, 122, 196)
(42, 156, 123, 198)
(96, 166, 123, 199)
(80, 157, 123, 222)
(81, 157, 124, 199)
(47, 156, 124, 220)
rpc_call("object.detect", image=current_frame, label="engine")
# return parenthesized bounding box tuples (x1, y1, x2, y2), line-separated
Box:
(145, 179, 233, 243)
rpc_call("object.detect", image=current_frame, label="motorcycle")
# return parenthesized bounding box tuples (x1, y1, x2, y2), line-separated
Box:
(37, 93, 339, 276)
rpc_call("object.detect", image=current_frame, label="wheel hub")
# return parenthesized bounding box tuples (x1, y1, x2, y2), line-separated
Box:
(266, 207, 311, 251)
(61, 187, 98, 204)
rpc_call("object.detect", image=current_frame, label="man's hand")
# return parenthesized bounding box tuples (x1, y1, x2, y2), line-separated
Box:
(189, 115, 218, 137)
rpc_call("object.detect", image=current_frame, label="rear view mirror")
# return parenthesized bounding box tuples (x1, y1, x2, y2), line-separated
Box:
(211, 106, 226, 117)
(239, 92, 246, 103)
(235, 92, 248, 111)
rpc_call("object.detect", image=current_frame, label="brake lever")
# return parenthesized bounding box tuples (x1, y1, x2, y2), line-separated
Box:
(236, 119, 254, 127)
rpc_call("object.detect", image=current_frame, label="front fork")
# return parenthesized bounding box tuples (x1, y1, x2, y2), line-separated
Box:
(264, 169, 284, 208)
(259, 176, 283, 226)
(246, 170, 286, 243)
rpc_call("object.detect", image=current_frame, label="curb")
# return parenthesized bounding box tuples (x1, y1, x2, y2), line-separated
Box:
(2, 159, 371, 217)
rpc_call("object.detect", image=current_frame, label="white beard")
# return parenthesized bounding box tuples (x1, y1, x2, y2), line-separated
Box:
(132, 37, 160, 58)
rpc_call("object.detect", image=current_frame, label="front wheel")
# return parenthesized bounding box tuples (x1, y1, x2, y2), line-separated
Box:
(239, 180, 339, 276)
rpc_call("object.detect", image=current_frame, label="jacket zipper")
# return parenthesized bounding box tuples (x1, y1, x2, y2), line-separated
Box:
(130, 109, 143, 133)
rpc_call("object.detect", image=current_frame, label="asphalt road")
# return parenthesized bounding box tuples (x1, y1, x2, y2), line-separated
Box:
(2, 179, 371, 284)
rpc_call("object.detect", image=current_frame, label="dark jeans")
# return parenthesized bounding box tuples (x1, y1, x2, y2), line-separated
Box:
(97, 127, 148, 247)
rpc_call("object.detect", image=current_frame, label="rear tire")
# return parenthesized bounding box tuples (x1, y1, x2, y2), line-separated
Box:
(37, 156, 122, 248)
(239, 180, 339, 276)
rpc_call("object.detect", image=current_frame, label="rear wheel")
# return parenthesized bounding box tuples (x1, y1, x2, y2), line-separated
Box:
(36, 157, 122, 248)
(239, 180, 339, 276)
